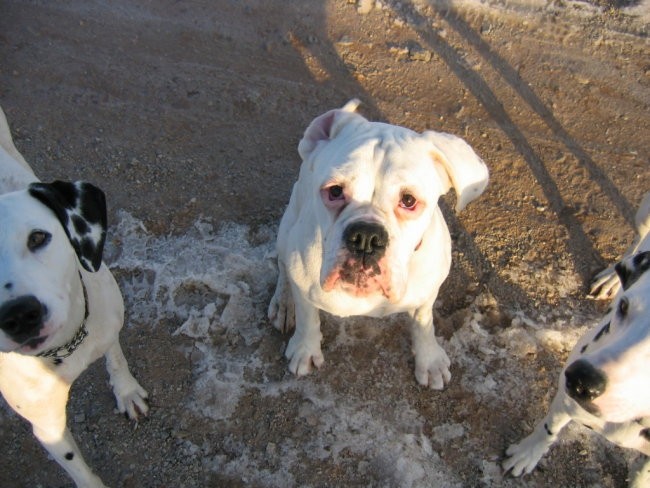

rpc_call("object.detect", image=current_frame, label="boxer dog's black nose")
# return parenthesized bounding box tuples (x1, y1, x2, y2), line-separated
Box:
(565, 359, 607, 403)
(344, 222, 388, 257)
(0, 295, 45, 342)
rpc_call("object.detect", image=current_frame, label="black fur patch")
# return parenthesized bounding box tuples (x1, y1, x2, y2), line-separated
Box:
(615, 251, 650, 291)
(594, 321, 611, 342)
(28, 181, 107, 272)
(65, 452, 74, 461)
(3, 283, 11, 290)
(544, 423, 553, 436)
(71, 214, 90, 235)
(580, 344, 588, 354)
(640, 428, 650, 442)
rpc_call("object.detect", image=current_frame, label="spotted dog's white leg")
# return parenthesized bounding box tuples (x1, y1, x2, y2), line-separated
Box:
(105, 342, 148, 419)
(35, 427, 107, 488)
(503, 392, 573, 476)
(29, 386, 107, 488)
(268, 258, 295, 333)
(285, 289, 323, 376)
(409, 302, 451, 390)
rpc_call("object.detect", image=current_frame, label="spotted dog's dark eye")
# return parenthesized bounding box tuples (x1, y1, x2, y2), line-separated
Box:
(27, 231, 51, 251)
(328, 185, 344, 200)
(617, 297, 629, 318)
(400, 193, 417, 209)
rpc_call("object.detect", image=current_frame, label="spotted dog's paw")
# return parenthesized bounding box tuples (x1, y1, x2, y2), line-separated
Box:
(112, 376, 149, 420)
(589, 265, 620, 300)
(503, 433, 550, 477)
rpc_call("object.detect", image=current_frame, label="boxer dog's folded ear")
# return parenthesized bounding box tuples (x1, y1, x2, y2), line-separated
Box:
(423, 131, 489, 212)
(298, 99, 364, 163)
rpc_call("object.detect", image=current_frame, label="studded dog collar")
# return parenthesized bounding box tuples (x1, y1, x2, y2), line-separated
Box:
(36, 273, 89, 361)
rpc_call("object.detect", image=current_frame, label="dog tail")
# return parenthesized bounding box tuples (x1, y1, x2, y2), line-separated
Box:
(0, 106, 34, 174)
(341, 99, 361, 113)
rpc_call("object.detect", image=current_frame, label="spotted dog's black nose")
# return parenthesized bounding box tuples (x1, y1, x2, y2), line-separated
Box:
(344, 222, 388, 257)
(0, 296, 45, 342)
(565, 359, 607, 403)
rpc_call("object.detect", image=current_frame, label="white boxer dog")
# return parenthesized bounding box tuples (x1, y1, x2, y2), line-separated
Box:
(504, 195, 650, 487)
(0, 106, 148, 488)
(268, 100, 489, 388)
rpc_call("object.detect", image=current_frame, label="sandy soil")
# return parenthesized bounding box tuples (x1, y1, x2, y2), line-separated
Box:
(0, 0, 649, 486)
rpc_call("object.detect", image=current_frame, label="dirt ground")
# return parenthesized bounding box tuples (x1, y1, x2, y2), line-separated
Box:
(0, 0, 649, 487)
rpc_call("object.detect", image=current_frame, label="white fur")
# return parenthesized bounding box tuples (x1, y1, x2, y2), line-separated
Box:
(0, 106, 147, 488)
(269, 100, 488, 388)
(504, 193, 650, 487)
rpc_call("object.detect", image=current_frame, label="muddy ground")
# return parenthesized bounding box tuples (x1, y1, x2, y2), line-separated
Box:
(0, 0, 649, 486)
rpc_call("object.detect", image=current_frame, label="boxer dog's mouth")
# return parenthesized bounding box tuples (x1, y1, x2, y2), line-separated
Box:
(321, 220, 398, 301)
(322, 255, 396, 301)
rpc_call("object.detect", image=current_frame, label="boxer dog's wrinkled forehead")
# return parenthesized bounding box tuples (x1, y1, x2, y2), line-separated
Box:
(312, 123, 445, 195)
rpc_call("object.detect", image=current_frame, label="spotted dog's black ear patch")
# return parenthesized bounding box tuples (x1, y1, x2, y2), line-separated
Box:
(615, 251, 650, 291)
(28, 181, 107, 272)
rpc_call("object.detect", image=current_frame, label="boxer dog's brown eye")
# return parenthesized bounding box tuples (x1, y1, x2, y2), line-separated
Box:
(400, 193, 417, 209)
(329, 185, 344, 200)
(27, 230, 51, 251)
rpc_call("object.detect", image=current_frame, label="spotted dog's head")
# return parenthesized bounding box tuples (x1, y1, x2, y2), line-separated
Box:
(0, 181, 107, 354)
(564, 250, 650, 422)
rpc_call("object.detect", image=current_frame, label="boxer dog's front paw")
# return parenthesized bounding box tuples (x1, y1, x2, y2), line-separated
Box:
(414, 343, 451, 390)
(285, 334, 324, 376)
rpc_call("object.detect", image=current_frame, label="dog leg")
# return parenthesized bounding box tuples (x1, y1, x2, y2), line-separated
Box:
(105, 341, 148, 419)
(589, 260, 631, 300)
(29, 386, 107, 488)
(503, 392, 573, 476)
(268, 259, 295, 333)
(409, 304, 451, 389)
(285, 292, 323, 376)
(590, 192, 650, 299)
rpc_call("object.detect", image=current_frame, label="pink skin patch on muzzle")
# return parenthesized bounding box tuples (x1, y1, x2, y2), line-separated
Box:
(321, 254, 397, 302)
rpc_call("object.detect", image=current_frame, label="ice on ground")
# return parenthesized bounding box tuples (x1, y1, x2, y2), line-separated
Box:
(104, 212, 607, 487)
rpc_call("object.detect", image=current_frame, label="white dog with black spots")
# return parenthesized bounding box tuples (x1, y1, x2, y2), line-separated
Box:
(0, 106, 148, 488)
(504, 192, 650, 487)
